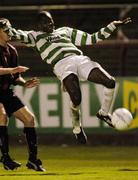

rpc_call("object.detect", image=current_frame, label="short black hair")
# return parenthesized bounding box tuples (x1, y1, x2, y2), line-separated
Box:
(0, 18, 11, 29)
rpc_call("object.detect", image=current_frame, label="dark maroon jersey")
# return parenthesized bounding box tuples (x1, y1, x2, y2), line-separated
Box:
(0, 43, 19, 91)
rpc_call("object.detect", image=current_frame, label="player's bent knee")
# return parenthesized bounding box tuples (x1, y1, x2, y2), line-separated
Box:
(29, 116, 35, 126)
(106, 78, 116, 89)
(0, 114, 8, 125)
(71, 94, 81, 107)
(109, 78, 116, 88)
(73, 99, 81, 107)
(26, 115, 35, 127)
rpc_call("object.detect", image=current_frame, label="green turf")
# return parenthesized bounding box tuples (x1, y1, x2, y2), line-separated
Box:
(0, 145, 138, 180)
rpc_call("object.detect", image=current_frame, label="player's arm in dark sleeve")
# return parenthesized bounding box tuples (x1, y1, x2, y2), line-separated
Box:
(0, 66, 28, 76)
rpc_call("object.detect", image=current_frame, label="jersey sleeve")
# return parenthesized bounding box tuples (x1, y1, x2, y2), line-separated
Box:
(7, 27, 36, 47)
(66, 22, 116, 46)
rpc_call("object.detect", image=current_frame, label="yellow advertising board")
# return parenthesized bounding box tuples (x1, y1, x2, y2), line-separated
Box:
(123, 81, 138, 128)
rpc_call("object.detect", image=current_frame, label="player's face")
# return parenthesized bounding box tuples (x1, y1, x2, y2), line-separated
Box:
(38, 14, 55, 33)
(0, 29, 11, 43)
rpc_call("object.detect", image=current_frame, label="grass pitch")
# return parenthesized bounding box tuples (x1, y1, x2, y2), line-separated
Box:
(0, 145, 138, 180)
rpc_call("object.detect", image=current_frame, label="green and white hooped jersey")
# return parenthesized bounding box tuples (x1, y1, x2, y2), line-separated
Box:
(8, 22, 116, 66)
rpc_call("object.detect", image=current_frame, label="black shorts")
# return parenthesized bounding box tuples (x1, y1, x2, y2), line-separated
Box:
(0, 89, 24, 117)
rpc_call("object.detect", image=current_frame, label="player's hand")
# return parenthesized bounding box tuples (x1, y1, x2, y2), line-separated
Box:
(113, 17, 132, 27)
(24, 77, 40, 88)
(11, 66, 29, 74)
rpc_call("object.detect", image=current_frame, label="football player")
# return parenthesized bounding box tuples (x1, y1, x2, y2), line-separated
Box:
(0, 19, 45, 171)
(0, 12, 131, 144)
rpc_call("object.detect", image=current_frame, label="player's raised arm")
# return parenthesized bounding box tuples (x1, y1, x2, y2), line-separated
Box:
(0, 18, 36, 47)
(68, 17, 132, 46)
(8, 28, 36, 47)
(91, 17, 132, 44)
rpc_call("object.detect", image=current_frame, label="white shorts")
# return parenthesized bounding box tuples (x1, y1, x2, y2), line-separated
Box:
(53, 55, 101, 81)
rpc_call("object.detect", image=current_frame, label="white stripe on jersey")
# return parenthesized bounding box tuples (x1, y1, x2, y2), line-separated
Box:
(100, 28, 110, 38)
(41, 42, 74, 60)
(46, 47, 80, 64)
(85, 34, 92, 45)
(75, 30, 83, 46)
(36, 39, 47, 50)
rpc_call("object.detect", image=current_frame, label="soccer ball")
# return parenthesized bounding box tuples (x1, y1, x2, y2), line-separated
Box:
(111, 108, 133, 130)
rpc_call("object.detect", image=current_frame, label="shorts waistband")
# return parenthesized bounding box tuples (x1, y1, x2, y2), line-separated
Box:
(51, 52, 81, 67)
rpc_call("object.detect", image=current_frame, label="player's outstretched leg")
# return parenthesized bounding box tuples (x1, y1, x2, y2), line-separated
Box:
(87, 67, 116, 128)
(96, 110, 114, 128)
(71, 106, 87, 144)
(0, 154, 21, 170)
